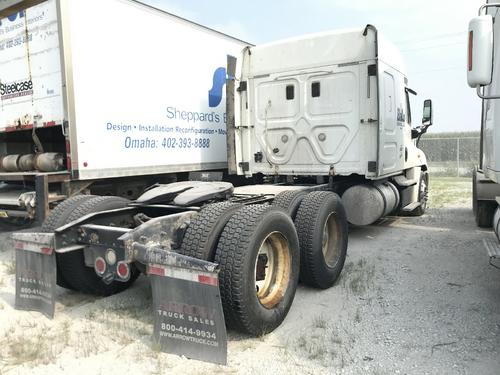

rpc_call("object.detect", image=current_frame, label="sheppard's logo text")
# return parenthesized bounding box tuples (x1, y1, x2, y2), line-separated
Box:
(0, 79, 33, 100)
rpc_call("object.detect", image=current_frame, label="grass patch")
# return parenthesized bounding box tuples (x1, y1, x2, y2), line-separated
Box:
(0, 321, 71, 369)
(294, 322, 354, 368)
(428, 176, 471, 208)
(342, 258, 375, 296)
(4, 258, 15, 275)
(312, 315, 328, 329)
(354, 307, 362, 324)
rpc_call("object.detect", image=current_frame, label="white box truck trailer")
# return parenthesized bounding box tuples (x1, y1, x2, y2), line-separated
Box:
(467, 1, 500, 267)
(0, 0, 247, 220)
(11, 0, 432, 352)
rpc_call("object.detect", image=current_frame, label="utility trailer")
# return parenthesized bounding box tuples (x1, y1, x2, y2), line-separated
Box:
(0, 0, 248, 221)
(467, 1, 500, 267)
(11, 0, 433, 362)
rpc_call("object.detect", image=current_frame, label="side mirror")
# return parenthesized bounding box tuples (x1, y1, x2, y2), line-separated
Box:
(467, 15, 493, 88)
(422, 99, 433, 126)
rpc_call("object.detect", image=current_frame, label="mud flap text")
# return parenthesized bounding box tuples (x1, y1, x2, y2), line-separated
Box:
(150, 261, 227, 365)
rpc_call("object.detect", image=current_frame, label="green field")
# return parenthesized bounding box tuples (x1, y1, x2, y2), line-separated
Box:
(428, 176, 472, 208)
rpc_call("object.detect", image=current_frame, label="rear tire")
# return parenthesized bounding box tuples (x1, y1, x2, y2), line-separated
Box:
(272, 190, 307, 219)
(54, 196, 139, 296)
(42, 195, 96, 289)
(473, 169, 496, 227)
(215, 205, 300, 335)
(295, 191, 348, 289)
(178, 201, 241, 261)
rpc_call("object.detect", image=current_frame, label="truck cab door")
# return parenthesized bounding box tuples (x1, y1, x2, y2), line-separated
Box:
(378, 62, 406, 176)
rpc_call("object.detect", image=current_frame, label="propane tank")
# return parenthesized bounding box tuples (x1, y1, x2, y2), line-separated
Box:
(342, 182, 400, 226)
(18, 154, 35, 171)
(1, 154, 21, 172)
(34, 153, 65, 172)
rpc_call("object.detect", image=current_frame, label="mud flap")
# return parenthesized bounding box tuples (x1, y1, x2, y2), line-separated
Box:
(148, 250, 227, 365)
(12, 233, 56, 319)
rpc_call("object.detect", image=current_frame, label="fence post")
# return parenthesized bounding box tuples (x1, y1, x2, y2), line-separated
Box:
(457, 138, 460, 177)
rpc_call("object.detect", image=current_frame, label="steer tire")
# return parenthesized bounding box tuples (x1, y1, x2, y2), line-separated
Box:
(215, 204, 300, 335)
(409, 171, 429, 217)
(178, 201, 242, 261)
(41, 194, 97, 289)
(55, 196, 139, 296)
(272, 190, 308, 219)
(295, 191, 348, 289)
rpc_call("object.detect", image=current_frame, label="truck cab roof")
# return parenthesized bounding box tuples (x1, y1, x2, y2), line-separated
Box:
(245, 26, 407, 78)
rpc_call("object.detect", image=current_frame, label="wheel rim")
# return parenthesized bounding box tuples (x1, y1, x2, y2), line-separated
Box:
(322, 213, 341, 268)
(254, 231, 291, 309)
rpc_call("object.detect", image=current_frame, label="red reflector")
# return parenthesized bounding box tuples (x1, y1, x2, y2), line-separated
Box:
(148, 266, 165, 276)
(41, 247, 53, 255)
(95, 257, 106, 275)
(83, 162, 88, 167)
(468, 30, 474, 72)
(198, 274, 218, 286)
(116, 261, 130, 279)
(15, 242, 24, 250)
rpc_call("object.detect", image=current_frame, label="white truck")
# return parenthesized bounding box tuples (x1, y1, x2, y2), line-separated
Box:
(467, 1, 500, 266)
(9, 0, 432, 355)
(229, 26, 433, 225)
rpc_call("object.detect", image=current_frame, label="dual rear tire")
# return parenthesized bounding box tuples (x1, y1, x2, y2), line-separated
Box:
(273, 190, 348, 288)
(179, 190, 348, 335)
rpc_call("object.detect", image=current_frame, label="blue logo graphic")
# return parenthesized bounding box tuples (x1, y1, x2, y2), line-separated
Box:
(208, 67, 226, 108)
(0, 11, 24, 26)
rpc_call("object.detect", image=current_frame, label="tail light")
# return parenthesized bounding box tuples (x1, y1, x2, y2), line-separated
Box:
(116, 261, 130, 280)
(95, 257, 106, 275)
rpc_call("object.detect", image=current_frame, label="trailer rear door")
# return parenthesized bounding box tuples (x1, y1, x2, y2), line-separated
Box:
(0, 0, 64, 130)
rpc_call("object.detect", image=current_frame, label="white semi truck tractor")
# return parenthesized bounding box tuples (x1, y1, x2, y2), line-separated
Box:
(9, 0, 431, 342)
(467, 1, 500, 266)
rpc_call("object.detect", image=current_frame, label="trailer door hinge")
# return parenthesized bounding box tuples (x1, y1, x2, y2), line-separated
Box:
(368, 64, 377, 76)
(254, 152, 263, 163)
(237, 81, 247, 92)
(239, 162, 249, 171)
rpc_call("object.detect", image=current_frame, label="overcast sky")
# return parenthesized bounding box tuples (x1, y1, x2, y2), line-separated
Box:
(143, 0, 484, 134)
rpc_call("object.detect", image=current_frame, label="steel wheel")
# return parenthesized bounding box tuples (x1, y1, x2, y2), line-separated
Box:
(254, 231, 292, 309)
(215, 204, 300, 335)
(322, 213, 342, 268)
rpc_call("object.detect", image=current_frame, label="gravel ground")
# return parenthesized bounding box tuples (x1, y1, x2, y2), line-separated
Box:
(0, 181, 499, 374)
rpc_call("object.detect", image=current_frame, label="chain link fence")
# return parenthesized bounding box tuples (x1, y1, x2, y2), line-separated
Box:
(418, 132, 480, 177)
